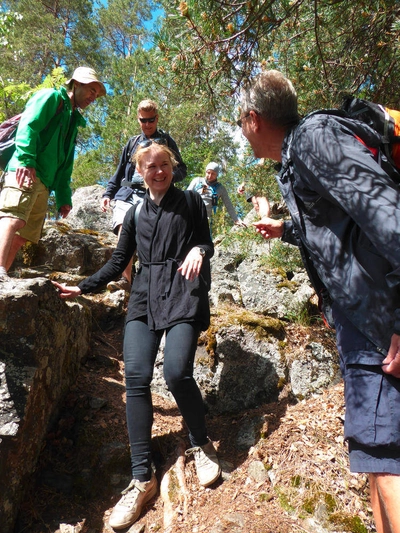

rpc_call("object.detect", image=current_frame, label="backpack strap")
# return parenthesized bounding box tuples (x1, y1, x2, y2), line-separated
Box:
(193, 180, 205, 192)
(134, 200, 143, 234)
(184, 189, 195, 221)
(184, 189, 193, 210)
(184, 189, 197, 240)
(127, 135, 141, 160)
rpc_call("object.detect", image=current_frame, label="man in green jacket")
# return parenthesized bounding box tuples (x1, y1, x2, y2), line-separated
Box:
(0, 66, 106, 280)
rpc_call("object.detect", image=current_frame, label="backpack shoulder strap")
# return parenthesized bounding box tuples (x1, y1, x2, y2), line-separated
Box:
(184, 189, 196, 237)
(134, 200, 143, 230)
(184, 189, 193, 211)
(127, 135, 141, 157)
(157, 129, 169, 143)
(211, 181, 221, 192)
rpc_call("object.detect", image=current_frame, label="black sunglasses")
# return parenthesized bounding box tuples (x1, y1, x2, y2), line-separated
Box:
(138, 138, 167, 148)
(236, 113, 251, 128)
(139, 116, 158, 124)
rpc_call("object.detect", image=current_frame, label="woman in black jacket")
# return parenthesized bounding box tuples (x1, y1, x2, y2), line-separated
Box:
(54, 141, 221, 530)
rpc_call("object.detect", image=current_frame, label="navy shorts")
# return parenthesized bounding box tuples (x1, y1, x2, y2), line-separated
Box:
(332, 304, 400, 474)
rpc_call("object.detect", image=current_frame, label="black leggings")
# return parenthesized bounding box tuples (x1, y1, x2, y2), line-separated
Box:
(123, 319, 208, 481)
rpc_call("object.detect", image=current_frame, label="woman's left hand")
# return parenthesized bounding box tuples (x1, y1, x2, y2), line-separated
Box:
(52, 281, 82, 299)
(177, 247, 204, 281)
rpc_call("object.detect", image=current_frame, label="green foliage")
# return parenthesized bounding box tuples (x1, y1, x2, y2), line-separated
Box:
(0, 10, 22, 47)
(0, 67, 66, 122)
(2, 0, 104, 86)
(260, 239, 303, 273)
(3, 0, 400, 216)
(0, 82, 31, 121)
(97, 0, 154, 58)
(35, 68, 67, 90)
(229, 148, 282, 203)
(219, 225, 265, 256)
(156, 0, 400, 111)
(71, 150, 105, 190)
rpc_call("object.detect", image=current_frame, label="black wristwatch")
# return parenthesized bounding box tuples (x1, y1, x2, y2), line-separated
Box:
(197, 247, 206, 257)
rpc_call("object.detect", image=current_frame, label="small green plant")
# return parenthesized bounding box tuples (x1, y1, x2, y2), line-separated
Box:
(259, 492, 273, 502)
(291, 475, 302, 488)
(324, 493, 337, 513)
(329, 513, 368, 533)
(261, 239, 303, 272)
(220, 225, 265, 257)
(302, 491, 337, 515)
(284, 306, 313, 327)
(275, 486, 296, 513)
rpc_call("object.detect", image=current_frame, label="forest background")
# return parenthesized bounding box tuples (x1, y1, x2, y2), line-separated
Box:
(1, 0, 400, 236)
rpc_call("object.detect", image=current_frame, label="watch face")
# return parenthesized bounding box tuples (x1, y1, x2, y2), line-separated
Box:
(198, 247, 206, 256)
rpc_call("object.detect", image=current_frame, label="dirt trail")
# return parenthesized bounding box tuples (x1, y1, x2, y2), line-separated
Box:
(15, 318, 373, 533)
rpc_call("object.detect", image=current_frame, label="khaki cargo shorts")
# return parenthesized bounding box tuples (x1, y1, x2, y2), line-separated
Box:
(112, 194, 145, 234)
(0, 171, 49, 243)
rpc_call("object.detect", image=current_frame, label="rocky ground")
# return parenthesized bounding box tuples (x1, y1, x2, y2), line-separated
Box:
(14, 314, 375, 533)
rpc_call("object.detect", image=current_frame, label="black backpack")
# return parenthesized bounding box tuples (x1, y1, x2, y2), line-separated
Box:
(0, 114, 22, 170)
(340, 97, 400, 171)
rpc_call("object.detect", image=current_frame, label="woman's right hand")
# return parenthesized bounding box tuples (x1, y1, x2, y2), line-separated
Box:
(178, 247, 203, 281)
(52, 281, 82, 299)
(101, 197, 111, 212)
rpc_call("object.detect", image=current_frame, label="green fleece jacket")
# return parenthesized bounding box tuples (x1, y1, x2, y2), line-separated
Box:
(7, 86, 86, 209)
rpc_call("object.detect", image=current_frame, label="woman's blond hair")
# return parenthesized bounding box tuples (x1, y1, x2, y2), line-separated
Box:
(133, 142, 178, 170)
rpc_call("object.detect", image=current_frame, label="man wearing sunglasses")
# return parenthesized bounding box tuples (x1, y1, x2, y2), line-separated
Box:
(101, 99, 187, 290)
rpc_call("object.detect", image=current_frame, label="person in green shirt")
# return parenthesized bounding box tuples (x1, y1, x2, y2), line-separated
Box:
(0, 66, 106, 280)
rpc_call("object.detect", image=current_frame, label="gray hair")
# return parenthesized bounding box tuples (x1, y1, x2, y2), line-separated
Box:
(240, 70, 299, 126)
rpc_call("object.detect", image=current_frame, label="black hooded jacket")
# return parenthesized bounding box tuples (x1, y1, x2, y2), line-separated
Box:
(79, 186, 213, 331)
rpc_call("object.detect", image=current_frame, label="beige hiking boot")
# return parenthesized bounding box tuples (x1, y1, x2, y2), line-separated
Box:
(108, 473, 157, 530)
(185, 439, 221, 487)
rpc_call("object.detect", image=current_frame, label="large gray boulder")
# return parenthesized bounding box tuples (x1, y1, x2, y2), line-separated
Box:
(199, 323, 287, 413)
(28, 224, 116, 275)
(151, 318, 339, 414)
(12, 185, 117, 276)
(0, 278, 92, 533)
(67, 184, 113, 233)
(210, 244, 314, 319)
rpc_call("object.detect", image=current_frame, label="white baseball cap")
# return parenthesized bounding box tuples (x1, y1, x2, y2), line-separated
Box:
(66, 67, 106, 97)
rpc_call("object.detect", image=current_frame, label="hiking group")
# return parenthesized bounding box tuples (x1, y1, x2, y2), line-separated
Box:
(1, 66, 399, 533)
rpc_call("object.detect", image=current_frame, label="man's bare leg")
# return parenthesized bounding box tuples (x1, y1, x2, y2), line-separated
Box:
(369, 473, 400, 533)
(0, 217, 26, 272)
(6, 234, 27, 271)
